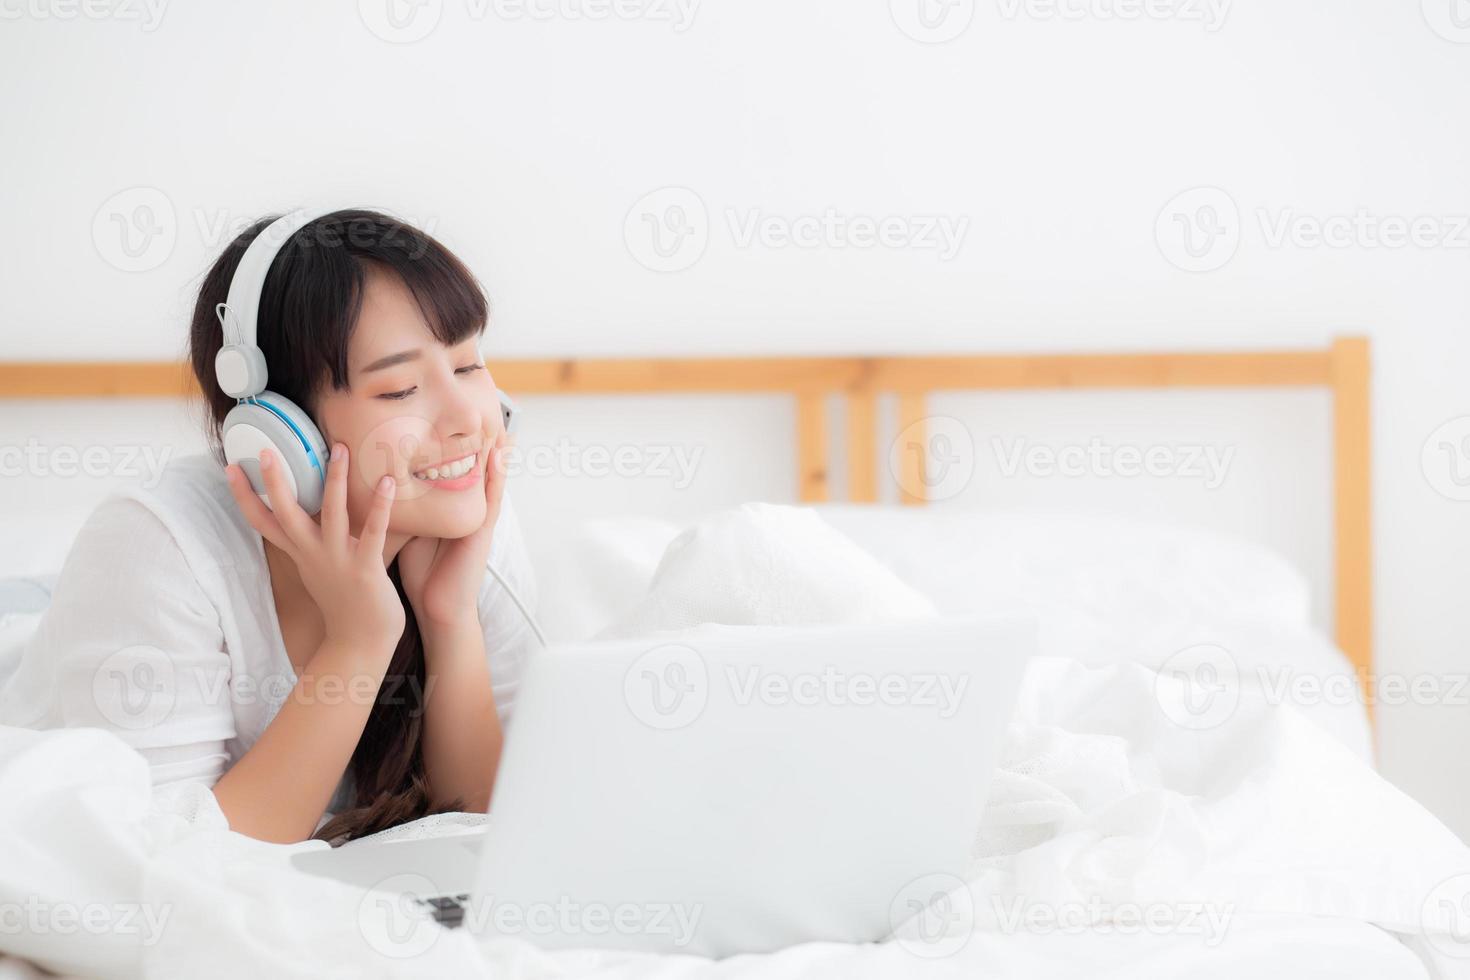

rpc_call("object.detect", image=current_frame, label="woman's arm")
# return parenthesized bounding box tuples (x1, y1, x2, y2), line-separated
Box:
(216, 444, 408, 843)
(210, 636, 396, 844)
(418, 616, 503, 812)
(398, 433, 516, 812)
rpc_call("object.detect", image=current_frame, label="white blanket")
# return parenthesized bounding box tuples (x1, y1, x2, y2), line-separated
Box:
(3, 506, 1470, 978)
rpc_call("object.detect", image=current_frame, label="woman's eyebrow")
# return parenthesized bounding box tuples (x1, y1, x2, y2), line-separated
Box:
(361, 349, 421, 373)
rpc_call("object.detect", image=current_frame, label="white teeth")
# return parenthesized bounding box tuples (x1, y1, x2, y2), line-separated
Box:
(413, 453, 475, 481)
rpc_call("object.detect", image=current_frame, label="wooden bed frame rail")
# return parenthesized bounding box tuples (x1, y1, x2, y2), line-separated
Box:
(0, 337, 1373, 724)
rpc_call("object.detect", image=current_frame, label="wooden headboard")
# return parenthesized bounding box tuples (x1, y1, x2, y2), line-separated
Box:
(0, 336, 1373, 720)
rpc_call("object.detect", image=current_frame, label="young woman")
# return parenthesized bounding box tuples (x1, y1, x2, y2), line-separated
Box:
(0, 209, 539, 845)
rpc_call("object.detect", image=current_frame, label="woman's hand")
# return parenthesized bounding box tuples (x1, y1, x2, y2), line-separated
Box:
(225, 443, 405, 654)
(398, 429, 510, 632)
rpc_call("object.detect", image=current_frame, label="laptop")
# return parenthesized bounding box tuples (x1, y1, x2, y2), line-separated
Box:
(292, 614, 1034, 958)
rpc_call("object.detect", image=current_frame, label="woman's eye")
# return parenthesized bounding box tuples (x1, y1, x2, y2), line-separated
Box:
(377, 366, 479, 399)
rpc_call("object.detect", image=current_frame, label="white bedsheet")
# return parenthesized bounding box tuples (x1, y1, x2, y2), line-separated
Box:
(2, 653, 1468, 979)
(2, 504, 1463, 978)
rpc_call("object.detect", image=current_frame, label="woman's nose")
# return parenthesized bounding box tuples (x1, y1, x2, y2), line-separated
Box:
(438, 377, 483, 442)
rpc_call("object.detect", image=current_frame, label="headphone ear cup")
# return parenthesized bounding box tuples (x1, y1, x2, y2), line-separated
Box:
(221, 393, 329, 515)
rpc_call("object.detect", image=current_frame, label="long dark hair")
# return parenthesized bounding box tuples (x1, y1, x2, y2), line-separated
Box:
(185, 209, 489, 844)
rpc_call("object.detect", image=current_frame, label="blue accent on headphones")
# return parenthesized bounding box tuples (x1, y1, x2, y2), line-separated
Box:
(246, 396, 323, 473)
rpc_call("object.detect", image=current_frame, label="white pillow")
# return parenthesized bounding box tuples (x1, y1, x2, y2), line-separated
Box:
(524, 505, 1315, 652)
(525, 516, 681, 642)
(597, 503, 936, 639)
(814, 506, 1315, 647)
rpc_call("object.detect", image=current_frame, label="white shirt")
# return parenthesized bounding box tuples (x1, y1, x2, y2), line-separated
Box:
(0, 452, 539, 815)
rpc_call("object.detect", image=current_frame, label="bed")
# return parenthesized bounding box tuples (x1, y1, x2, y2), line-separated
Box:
(4, 337, 1470, 979)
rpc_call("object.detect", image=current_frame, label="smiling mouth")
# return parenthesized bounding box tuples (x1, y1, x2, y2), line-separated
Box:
(412, 451, 477, 481)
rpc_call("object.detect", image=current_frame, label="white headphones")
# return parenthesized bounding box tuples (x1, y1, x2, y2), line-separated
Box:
(215, 207, 519, 516)
(215, 207, 336, 515)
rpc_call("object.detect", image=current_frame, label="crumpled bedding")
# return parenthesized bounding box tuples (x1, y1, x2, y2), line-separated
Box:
(4, 503, 1470, 979)
(2, 653, 1469, 979)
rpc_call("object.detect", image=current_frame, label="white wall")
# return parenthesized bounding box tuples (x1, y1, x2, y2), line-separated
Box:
(2, 0, 1469, 837)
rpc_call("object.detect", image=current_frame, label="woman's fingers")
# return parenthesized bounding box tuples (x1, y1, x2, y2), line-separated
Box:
(321, 442, 348, 546)
(258, 448, 320, 548)
(224, 463, 296, 557)
(357, 474, 396, 561)
(484, 432, 508, 518)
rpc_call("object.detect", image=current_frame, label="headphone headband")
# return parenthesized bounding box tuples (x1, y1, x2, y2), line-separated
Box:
(217, 206, 335, 354)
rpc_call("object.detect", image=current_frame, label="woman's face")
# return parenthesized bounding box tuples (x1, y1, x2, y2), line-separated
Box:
(311, 264, 502, 541)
